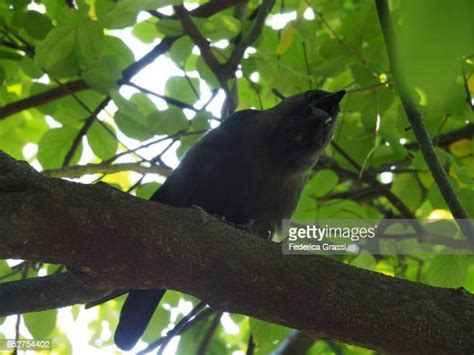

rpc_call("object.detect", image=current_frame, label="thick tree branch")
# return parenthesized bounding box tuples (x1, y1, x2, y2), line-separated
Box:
(0, 80, 88, 120)
(0, 152, 474, 353)
(0, 272, 110, 315)
(375, 0, 474, 245)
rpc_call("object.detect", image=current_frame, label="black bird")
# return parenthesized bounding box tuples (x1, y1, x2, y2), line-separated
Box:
(114, 89, 345, 351)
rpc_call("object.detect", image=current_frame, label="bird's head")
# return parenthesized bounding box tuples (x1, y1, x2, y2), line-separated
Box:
(262, 89, 345, 172)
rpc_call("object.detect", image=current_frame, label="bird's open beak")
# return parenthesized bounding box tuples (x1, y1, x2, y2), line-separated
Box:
(317, 90, 346, 115)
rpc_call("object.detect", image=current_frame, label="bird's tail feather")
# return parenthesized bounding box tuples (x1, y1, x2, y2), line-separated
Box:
(114, 289, 166, 351)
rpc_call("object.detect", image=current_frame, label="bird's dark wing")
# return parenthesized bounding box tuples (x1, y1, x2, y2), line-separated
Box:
(150, 108, 262, 212)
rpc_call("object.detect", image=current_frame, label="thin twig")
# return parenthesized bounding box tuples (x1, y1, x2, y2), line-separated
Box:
(126, 82, 198, 111)
(197, 312, 222, 355)
(272, 88, 286, 100)
(246, 334, 255, 355)
(302, 42, 313, 90)
(62, 97, 110, 167)
(140, 302, 208, 353)
(179, 63, 200, 101)
(326, 144, 417, 220)
(345, 81, 390, 94)
(242, 72, 263, 110)
(126, 175, 145, 193)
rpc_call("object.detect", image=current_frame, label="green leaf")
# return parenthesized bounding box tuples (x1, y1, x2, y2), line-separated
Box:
(318, 199, 367, 219)
(51, 330, 72, 354)
(34, 87, 102, 126)
(22, 11, 53, 40)
(112, 90, 155, 140)
(132, 19, 160, 43)
(24, 310, 57, 338)
(0, 260, 16, 282)
(293, 194, 318, 219)
(0, 48, 23, 61)
(191, 111, 211, 131)
(130, 92, 158, 116)
(194, 15, 241, 41)
(87, 121, 118, 160)
(20, 56, 43, 78)
(114, 111, 154, 140)
(196, 56, 220, 88)
(150, 107, 189, 135)
(391, 174, 422, 212)
(111, 90, 144, 119)
(82, 56, 122, 94)
(37, 127, 82, 169)
(46, 263, 62, 275)
(176, 134, 199, 159)
(464, 263, 474, 292)
(71, 305, 80, 321)
(99, 0, 181, 29)
(45, 52, 80, 79)
(77, 19, 105, 62)
(35, 25, 77, 70)
(156, 19, 183, 36)
(170, 36, 194, 64)
(351, 251, 377, 270)
(250, 318, 290, 354)
(459, 188, 474, 217)
(136, 182, 161, 199)
(425, 255, 471, 287)
(141, 306, 170, 343)
(165, 76, 200, 105)
(0, 128, 25, 159)
(101, 36, 135, 70)
(398, 0, 474, 114)
(306, 170, 339, 198)
(175, 317, 208, 354)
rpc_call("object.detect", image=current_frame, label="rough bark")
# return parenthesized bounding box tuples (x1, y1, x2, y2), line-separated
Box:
(0, 151, 473, 354)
